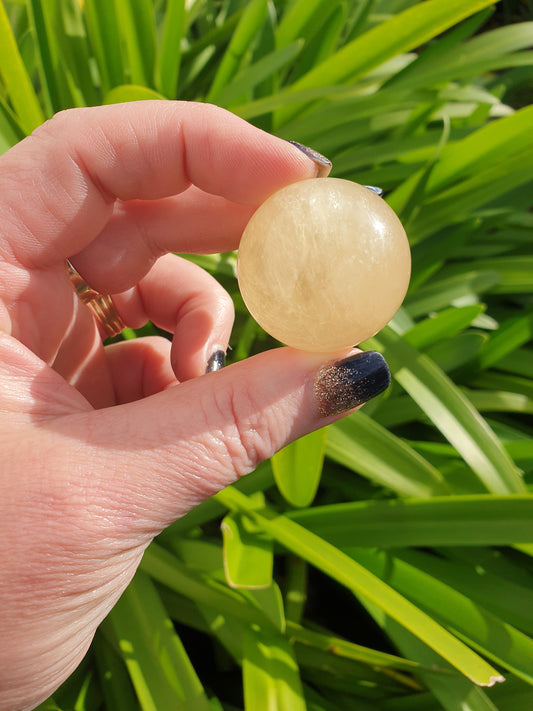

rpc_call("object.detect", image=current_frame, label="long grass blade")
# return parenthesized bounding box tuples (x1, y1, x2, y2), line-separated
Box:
(156, 0, 186, 98)
(216, 487, 505, 687)
(207, 0, 268, 102)
(288, 495, 533, 548)
(272, 427, 327, 507)
(106, 571, 212, 711)
(275, 0, 497, 125)
(368, 328, 524, 495)
(0, 0, 45, 131)
(326, 411, 449, 498)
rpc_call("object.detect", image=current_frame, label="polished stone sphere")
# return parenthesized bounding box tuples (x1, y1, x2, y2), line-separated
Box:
(237, 178, 411, 352)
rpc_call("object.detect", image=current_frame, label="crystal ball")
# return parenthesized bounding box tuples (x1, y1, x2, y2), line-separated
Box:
(237, 177, 411, 353)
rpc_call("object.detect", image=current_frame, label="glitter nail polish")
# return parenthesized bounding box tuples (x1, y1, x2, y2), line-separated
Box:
(315, 351, 390, 417)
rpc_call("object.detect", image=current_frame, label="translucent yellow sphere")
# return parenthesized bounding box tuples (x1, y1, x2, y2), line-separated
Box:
(237, 178, 411, 352)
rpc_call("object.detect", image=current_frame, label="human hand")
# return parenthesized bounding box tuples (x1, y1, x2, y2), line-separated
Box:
(0, 101, 390, 710)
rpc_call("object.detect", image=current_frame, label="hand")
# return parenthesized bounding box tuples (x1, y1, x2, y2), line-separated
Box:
(0, 101, 390, 710)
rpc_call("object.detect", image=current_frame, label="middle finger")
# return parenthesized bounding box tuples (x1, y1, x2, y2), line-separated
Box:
(69, 186, 255, 294)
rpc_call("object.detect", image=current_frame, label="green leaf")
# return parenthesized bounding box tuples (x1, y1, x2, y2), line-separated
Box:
(106, 571, 212, 711)
(404, 305, 486, 350)
(93, 631, 140, 711)
(216, 487, 505, 687)
(141, 543, 277, 631)
(288, 495, 533, 548)
(361, 604, 500, 711)
(113, 0, 156, 86)
(403, 548, 533, 637)
(287, 620, 429, 674)
(243, 627, 306, 711)
(352, 547, 533, 685)
(156, 0, 186, 98)
(478, 310, 533, 370)
(272, 427, 327, 507)
(403, 271, 501, 318)
(222, 511, 274, 589)
(275, 0, 333, 50)
(104, 84, 166, 104)
(57, 0, 99, 106)
(326, 411, 449, 498)
(0, 96, 24, 151)
(275, 0, 497, 125)
(387, 20, 533, 93)
(369, 328, 524, 495)
(214, 40, 304, 108)
(207, 0, 269, 101)
(0, 0, 45, 131)
(26, 0, 73, 113)
(425, 332, 487, 373)
(84, 0, 125, 92)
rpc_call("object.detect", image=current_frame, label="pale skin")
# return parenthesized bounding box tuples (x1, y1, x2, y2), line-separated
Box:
(0, 101, 368, 710)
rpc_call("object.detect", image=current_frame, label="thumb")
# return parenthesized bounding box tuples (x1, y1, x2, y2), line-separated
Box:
(68, 348, 390, 533)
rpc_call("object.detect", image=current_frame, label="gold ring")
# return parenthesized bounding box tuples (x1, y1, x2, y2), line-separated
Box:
(66, 260, 125, 338)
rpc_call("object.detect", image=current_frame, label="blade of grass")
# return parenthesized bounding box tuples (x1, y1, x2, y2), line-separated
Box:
(106, 571, 213, 711)
(275, 0, 335, 50)
(84, 0, 125, 92)
(93, 631, 140, 711)
(141, 542, 278, 631)
(404, 305, 485, 350)
(287, 621, 436, 675)
(367, 327, 525, 494)
(363, 606, 500, 711)
(207, 0, 268, 102)
(272, 427, 327, 508)
(403, 271, 500, 317)
(156, 0, 186, 98)
(216, 487, 505, 687)
(402, 548, 533, 636)
(243, 626, 306, 711)
(0, 96, 25, 151)
(221, 511, 274, 589)
(275, 0, 497, 125)
(104, 84, 166, 103)
(288, 495, 533, 548)
(213, 40, 304, 108)
(114, 0, 156, 86)
(325, 411, 450, 498)
(26, 0, 73, 113)
(0, 0, 45, 131)
(478, 309, 533, 370)
(352, 547, 533, 684)
(58, 0, 98, 106)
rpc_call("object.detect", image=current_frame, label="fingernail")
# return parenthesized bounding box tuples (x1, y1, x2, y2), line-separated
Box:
(206, 349, 226, 373)
(364, 185, 384, 196)
(288, 141, 332, 177)
(315, 351, 391, 417)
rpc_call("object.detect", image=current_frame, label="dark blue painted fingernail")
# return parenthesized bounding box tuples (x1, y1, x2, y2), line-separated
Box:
(206, 350, 226, 373)
(315, 351, 390, 417)
(288, 141, 332, 177)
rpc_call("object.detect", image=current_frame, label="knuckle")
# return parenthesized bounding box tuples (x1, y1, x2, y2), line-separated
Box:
(206, 383, 276, 479)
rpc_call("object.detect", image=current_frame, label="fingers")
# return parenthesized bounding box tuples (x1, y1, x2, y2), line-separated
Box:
(69, 188, 255, 294)
(104, 337, 176, 404)
(0, 101, 320, 271)
(114, 253, 235, 381)
(63, 348, 391, 534)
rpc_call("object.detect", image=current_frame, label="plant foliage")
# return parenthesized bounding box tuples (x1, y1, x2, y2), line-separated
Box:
(1, 0, 533, 709)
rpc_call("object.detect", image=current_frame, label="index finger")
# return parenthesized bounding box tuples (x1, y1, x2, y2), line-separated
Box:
(0, 101, 320, 269)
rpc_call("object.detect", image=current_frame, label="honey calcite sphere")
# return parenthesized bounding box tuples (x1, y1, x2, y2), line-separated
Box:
(237, 178, 411, 353)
